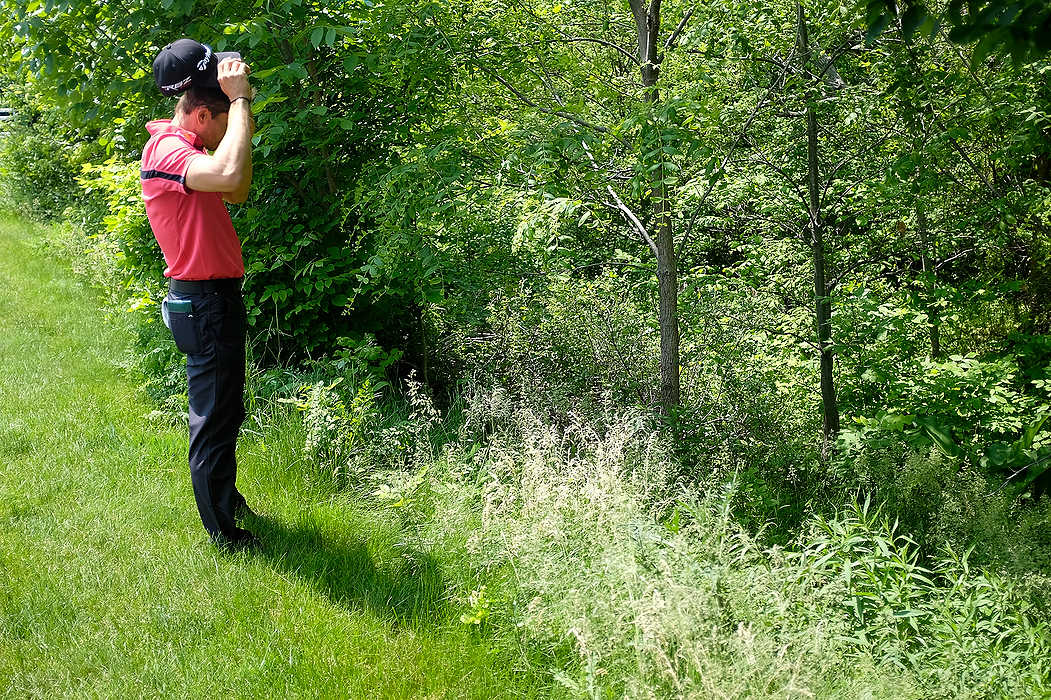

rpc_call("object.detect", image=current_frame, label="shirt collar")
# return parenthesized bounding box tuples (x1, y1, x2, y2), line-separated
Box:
(145, 119, 204, 150)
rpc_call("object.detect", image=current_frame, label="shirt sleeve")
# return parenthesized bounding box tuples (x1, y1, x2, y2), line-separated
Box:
(141, 134, 203, 195)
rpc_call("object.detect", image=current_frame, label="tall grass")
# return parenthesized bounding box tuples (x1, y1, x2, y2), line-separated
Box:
(284, 378, 1051, 698)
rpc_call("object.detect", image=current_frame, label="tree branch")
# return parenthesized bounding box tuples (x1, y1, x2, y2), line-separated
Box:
(529, 37, 640, 65)
(584, 142, 661, 259)
(821, 131, 894, 204)
(489, 71, 613, 137)
(424, 11, 619, 142)
(827, 252, 890, 290)
(664, 7, 695, 53)
(679, 53, 796, 250)
(719, 312, 822, 353)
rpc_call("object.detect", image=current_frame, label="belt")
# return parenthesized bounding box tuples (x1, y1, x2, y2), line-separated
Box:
(169, 277, 243, 294)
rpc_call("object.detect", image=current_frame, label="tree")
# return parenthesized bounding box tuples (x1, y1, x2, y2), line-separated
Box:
(797, 1, 840, 442)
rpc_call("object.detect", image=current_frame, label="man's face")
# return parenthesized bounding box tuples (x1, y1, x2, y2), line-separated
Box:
(195, 107, 229, 151)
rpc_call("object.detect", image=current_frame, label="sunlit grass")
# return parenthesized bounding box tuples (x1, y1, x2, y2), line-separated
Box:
(0, 215, 546, 698)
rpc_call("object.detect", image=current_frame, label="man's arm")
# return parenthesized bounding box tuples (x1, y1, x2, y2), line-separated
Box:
(220, 101, 253, 204)
(185, 59, 254, 203)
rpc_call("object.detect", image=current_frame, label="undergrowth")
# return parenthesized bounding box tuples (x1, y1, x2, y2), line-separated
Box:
(269, 376, 1051, 698)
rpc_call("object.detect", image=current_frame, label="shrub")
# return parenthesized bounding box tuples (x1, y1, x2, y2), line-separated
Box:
(0, 100, 100, 219)
(794, 499, 1051, 697)
(473, 274, 661, 414)
(76, 157, 163, 302)
(288, 377, 381, 489)
(418, 405, 862, 695)
(326, 394, 1045, 697)
(281, 337, 413, 487)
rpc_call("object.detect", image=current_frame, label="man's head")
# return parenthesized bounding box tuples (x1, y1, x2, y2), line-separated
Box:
(174, 86, 231, 150)
(153, 39, 240, 96)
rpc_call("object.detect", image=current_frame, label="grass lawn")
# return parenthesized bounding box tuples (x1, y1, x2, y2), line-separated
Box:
(0, 215, 545, 698)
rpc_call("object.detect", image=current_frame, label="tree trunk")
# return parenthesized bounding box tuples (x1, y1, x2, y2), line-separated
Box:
(419, 304, 430, 386)
(654, 183, 680, 412)
(798, 2, 840, 445)
(916, 203, 941, 358)
(630, 0, 681, 413)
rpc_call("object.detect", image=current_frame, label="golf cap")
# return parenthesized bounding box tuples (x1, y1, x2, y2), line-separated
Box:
(153, 39, 241, 97)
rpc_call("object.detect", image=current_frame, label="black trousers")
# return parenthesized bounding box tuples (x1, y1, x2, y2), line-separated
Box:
(166, 278, 249, 541)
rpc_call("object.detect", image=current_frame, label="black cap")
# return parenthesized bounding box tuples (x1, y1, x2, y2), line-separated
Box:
(153, 39, 241, 97)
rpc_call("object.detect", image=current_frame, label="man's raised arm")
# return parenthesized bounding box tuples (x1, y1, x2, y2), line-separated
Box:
(186, 58, 254, 204)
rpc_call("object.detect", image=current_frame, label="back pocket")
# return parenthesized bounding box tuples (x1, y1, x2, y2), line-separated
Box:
(168, 311, 203, 355)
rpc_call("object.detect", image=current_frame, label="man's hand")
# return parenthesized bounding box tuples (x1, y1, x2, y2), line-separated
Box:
(217, 58, 253, 101)
(184, 58, 254, 203)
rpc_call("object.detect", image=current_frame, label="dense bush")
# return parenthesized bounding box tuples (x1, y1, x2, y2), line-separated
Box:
(473, 274, 661, 411)
(0, 97, 100, 219)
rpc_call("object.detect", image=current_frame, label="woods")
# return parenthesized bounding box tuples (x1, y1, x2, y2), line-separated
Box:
(2, 0, 1051, 695)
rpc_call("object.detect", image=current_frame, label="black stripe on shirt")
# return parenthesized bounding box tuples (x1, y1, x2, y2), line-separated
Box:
(140, 169, 185, 185)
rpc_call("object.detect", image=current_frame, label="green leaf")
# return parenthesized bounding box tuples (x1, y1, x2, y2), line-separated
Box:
(310, 27, 324, 49)
(880, 413, 916, 431)
(970, 34, 1000, 70)
(901, 4, 928, 42)
(251, 94, 287, 114)
(892, 609, 925, 618)
(921, 422, 964, 459)
(1022, 414, 1049, 450)
(865, 12, 893, 45)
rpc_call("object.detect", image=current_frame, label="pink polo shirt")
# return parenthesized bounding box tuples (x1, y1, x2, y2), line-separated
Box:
(140, 119, 244, 280)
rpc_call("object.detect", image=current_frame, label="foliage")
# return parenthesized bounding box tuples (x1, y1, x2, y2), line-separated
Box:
(861, 0, 1051, 63)
(3, 0, 1051, 693)
(474, 273, 661, 412)
(0, 0, 465, 363)
(4, 0, 1050, 433)
(795, 498, 1051, 695)
(0, 93, 99, 218)
(76, 157, 163, 296)
(245, 347, 1050, 696)
(838, 349, 1051, 494)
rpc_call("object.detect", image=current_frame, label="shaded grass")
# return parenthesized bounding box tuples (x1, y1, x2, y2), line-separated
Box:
(0, 215, 547, 698)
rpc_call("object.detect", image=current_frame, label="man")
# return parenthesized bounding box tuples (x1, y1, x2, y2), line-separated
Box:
(141, 39, 258, 550)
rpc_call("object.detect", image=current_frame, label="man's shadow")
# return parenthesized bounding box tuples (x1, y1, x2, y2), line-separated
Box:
(248, 513, 447, 626)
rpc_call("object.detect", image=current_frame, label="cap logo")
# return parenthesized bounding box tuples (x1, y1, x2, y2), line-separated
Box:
(161, 75, 192, 92)
(197, 44, 212, 71)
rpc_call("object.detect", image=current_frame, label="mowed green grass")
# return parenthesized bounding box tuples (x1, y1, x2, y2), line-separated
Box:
(0, 216, 544, 698)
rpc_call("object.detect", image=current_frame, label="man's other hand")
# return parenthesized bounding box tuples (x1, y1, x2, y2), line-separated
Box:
(217, 58, 252, 101)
